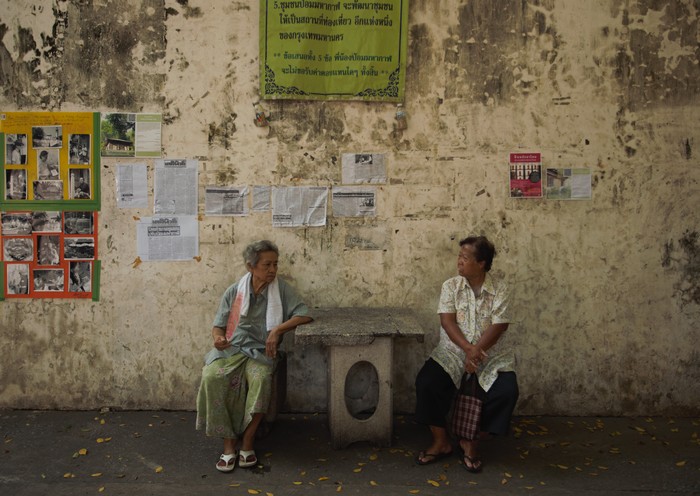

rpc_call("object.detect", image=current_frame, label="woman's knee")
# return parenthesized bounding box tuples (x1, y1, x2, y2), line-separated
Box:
(492, 372, 519, 403)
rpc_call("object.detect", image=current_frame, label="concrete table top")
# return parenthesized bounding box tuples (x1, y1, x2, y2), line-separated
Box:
(295, 307, 425, 347)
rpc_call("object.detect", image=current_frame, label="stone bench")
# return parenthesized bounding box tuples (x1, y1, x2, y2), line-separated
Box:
(295, 307, 424, 449)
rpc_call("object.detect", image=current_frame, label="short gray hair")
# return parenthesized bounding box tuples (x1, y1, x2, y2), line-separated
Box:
(243, 240, 279, 267)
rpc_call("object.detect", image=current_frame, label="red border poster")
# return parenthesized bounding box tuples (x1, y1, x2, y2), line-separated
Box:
(2, 211, 98, 299)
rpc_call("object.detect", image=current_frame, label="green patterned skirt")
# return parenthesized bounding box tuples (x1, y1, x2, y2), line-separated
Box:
(195, 352, 273, 439)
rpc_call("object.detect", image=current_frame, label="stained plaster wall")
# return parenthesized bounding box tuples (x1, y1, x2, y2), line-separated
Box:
(0, 0, 698, 416)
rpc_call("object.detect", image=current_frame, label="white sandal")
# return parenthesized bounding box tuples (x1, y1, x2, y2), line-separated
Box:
(238, 449, 257, 468)
(216, 452, 237, 472)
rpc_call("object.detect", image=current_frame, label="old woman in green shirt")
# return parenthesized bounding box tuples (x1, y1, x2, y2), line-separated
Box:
(196, 240, 313, 473)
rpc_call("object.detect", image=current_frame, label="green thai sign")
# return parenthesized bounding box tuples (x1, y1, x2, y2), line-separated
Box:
(260, 0, 408, 101)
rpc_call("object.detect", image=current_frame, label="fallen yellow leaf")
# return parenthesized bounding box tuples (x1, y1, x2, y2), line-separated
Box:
(353, 468, 362, 473)
(91, 473, 102, 477)
(78, 448, 88, 455)
(676, 460, 687, 467)
(336, 485, 342, 492)
(318, 476, 329, 481)
(248, 490, 260, 495)
(266, 493, 274, 496)
(369, 454, 378, 461)
(155, 466, 163, 473)
(409, 490, 420, 494)
(63, 473, 73, 478)
(427, 479, 439, 487)
(100, 419, 105, 425)
(293, 482, 302, 485)
(99, 487, 105, 493)
(370, 480, 378, 486)
(229, 483, 241, 487)
(501, 478, 508, 485)
(96, 438, 104, 443)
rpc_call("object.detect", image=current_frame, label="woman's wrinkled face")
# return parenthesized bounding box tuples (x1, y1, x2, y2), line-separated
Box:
(250, 250, 278, 283)
(457, 243, 485, 279)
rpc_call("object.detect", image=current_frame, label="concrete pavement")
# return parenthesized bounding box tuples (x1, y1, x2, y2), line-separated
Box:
(1, 410, 699, 495)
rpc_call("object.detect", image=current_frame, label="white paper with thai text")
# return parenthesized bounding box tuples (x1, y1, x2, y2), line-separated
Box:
(205, 186, 249, 216)
(136, 216, 199, 261)
(341, 153, 387, 184)
(116, 163, 148, 208)
(272, 186, 327, 227)
(154, 159, 198, 215)
(332, 186, 377, 217)
(252, 185, 272, 212)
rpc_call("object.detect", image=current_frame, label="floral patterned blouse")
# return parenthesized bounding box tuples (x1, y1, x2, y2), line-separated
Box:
(430, 273, 513, 392)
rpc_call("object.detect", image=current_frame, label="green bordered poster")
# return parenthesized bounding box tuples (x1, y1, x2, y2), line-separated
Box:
(261, 0, 408, 101)
(1, 112, 101, 211)
(1, 112, 101, 300)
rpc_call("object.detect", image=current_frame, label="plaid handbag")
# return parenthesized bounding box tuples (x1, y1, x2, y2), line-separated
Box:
(451, 373, 483, 440)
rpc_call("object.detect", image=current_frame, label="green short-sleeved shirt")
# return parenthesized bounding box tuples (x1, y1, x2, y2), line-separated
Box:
(204, 276, 311, 365)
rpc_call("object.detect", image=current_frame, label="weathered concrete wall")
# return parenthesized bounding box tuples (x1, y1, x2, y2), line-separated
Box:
(0, 0, 698, 416)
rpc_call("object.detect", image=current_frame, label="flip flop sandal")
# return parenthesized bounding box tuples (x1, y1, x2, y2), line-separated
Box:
(216, 452, 237, 473)
(462, 454, 483, 473)
(238, 450, 258, 468)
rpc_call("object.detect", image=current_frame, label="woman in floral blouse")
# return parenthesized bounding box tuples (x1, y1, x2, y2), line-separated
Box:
(414, 235, 518, 473)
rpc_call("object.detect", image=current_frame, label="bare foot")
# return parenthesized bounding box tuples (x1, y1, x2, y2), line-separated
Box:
(415, 443, 453, 465)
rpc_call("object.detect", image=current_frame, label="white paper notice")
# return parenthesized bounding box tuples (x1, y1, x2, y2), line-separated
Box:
(252, 185, 272, 212)
(136, 216, 199, 261)
(272, 186, 328, 227)
(135, 114, 162, 158)
(332, 186, 377, 217)
(205, 186, 249, 216)
(154, 159, 198, 215)
(116, 163, 148, 208)
(341, 153, 387, 184)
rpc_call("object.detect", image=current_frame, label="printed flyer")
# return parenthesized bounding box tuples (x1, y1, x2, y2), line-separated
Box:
(509, 152, 543, 198)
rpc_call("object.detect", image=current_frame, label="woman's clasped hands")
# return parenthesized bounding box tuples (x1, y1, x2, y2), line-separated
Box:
(465, 345, 487, 373)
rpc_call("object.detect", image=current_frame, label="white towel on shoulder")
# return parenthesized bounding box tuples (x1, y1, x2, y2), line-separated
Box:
(237, 272, 283, 332)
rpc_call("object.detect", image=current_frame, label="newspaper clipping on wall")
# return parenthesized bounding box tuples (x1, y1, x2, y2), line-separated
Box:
(136, 216, 199, 261)
(332, 186, 377, 217)
(205, 186, 249, 216)
(154, 159, 198, 215)
(271, 186, 328, 227)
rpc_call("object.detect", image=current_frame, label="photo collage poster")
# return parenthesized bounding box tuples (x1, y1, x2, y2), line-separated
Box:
(1, 211, 99, 299)
(1, 112, 100, 299)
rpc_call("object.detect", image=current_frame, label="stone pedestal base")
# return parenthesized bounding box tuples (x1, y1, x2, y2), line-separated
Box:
(328, 337, 392, 449)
